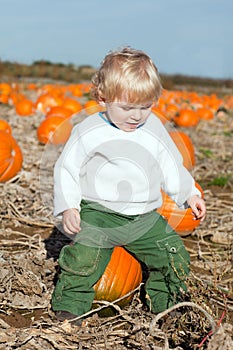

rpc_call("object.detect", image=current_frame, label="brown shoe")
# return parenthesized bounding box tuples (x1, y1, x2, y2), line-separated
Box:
(55, 311, 83, 326)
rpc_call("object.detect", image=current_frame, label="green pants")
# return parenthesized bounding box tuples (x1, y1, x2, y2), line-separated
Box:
(52, 200, 190, 315)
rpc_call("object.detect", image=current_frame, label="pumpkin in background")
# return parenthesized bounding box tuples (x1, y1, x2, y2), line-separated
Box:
(173, 109, 199, 127)
(37, 116, 73, 145)
(0, 83, 12, 95)
(151, 106, 170, 124)
(15, 99, 35, 116)
(45, 106, 73, 119)
(94, 246, 142, 315)
(62, 98, 82, 114)
(0, 131, 23, 182)
(169, 131, 195, 170)
(84, 100, 104, 115)
(35, 93, 63, 114)
(0, 119, 12, 134)
(68, 84, 83, 97)
(27, 83, 38, 91)
(196, 107, 214, 120)
(0, 94, 9, 104)
(157, 183, 204, 236)
(8, 91, 26, 106)
(165, 103, 180, 120)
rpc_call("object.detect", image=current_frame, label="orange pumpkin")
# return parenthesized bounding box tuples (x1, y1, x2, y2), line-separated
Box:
(84, 100, 104, 115)
(0, 94, 9, 104)
(68, 84, 83, 97)
(8, 92, 26, 106)
(151, 106, 170, 124)
(0, 83, 12, 95)
(0, 119, 12, 134)
(164, 103, 180, 120)
(0, 131, 23, 182)
(62, 98, 82, 114)
(35, 93, 63, 114)
(173, 109, 199, 127)
(37, 116, 73, 145)
(169, 131, 195, 170)
(45, 106, 73, 119)
(15, 99, 35, 116)
(27, 83, 38, 90)
(94, 247, 142, 312)
(196, 107, 214, 120)
(157, 183, 204, 236)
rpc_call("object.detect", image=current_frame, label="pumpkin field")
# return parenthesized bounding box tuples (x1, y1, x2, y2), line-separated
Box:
(0, 77, 233, 349)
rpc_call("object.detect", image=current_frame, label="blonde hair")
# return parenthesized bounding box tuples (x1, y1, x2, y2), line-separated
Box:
(91, 47, 162, 104)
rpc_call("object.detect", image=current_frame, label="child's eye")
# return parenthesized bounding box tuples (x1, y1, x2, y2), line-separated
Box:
(141, 104, 152, 110)
(121, 106, 133, 111)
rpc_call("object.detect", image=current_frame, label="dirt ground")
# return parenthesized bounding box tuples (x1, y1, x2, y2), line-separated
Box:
(0, 83, 232, 349)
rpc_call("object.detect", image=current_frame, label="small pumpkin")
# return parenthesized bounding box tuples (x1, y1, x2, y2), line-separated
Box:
(0, 83, 12, 95)
(0, 119, 12, 134)
(37, 116, 73, 145)
(196, 107, 214, 120)
(15, 99, 35, 116)
(94, 246, 142, 315)
(157, 183, 204, 236)
(173, 109, 199, 127)
(0, 94, 9, 104)
(35, 93, 63, 114)
(169, 131, 195, 170)
(0, 131, 23, 182)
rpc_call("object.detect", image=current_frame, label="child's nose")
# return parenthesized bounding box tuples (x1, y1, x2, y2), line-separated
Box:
(130, 109, 142, 121)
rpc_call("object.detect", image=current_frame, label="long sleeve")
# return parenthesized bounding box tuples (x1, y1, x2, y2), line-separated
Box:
(53, 125, 88, 217)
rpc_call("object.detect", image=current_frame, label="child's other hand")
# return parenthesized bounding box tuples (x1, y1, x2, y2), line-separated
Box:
(187, 195, 206, 222)
(62, 208, 81, 235)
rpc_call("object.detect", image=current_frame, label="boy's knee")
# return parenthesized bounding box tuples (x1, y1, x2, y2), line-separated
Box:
(59, 243, 101, 276)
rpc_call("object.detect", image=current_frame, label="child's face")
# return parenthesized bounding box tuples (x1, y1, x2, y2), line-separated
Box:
(104, 100, 153, 132)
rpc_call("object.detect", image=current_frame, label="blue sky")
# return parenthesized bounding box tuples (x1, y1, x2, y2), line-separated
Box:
(1, 0, 232, 79)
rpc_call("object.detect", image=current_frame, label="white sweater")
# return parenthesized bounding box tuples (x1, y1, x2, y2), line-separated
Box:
(54, 112, 201, 216)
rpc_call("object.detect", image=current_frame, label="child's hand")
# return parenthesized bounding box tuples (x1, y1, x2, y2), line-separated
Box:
(187, 195, 206, 222)
(62, 208, 81, 235)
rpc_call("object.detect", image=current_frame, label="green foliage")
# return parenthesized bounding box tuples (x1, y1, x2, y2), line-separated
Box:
(199, 148, 214, 158)
(223, 130, 233, 137)
(208, 175, 230, 187)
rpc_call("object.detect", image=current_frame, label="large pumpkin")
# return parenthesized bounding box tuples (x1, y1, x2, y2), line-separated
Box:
(94, 246, 142, 314)
(37, 116, 73, 145)
(0, 131, 23, 182)
(169, 131, 195, 170)
(157, 183, 204, 236)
